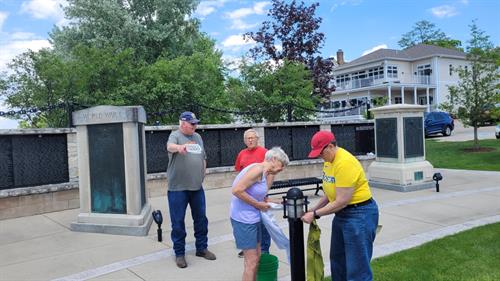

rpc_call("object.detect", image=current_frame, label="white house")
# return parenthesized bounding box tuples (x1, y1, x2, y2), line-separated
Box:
(321, 44, 468, 120)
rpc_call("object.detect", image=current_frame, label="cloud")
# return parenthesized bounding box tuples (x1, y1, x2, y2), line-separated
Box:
(225, 1, 270, 30)
(429, 5, 458, 18)
(20, 0, 66, 20)
(461, 0, 469, 5)
(10, 31, 37, 40)
(361, 44, 387, 56)
(0, 11, 7, 31)
(195, 0, 229, 18)
(226, 1, 269, 19)
(196, 5, 215, 17)
(221, 34, 255, 48)
(331, 0, 363, 12)
(0, 32, 51, 72)
(230, 19, 259, 30)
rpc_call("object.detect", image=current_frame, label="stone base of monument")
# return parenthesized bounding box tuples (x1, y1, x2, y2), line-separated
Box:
(71, 203, 153, 236)
(368, 161, 434, 192)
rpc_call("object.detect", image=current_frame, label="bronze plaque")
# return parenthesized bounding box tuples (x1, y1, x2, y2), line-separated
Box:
(404, 117, 424, 158)
(88, 123, 126, 214)
(376, 118, 398, 158)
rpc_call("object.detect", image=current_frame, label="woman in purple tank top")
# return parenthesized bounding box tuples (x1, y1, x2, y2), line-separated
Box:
(230, 147, 289, 281)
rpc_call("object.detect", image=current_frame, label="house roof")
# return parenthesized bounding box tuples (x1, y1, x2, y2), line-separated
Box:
(336, 44, 467, 70)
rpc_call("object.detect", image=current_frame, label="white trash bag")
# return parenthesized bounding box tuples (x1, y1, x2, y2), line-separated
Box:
(261, 209, 291, 263)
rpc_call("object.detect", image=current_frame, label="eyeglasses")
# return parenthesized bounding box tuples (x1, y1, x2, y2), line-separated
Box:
(245, 137, 258, 140)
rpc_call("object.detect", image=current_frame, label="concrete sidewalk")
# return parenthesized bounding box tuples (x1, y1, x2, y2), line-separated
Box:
(1, 168, 499, 281)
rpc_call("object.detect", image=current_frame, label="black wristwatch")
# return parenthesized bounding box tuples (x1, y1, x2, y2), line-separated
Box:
(313, 210, 320, 219)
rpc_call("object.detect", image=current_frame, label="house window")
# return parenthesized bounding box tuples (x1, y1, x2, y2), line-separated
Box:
(449, 64, 453, 76)
(335, 74, 351, 88)
(351, 71, 367, 80)
(387, 66, 398, 78)
(368, 66, 384, 80)
(395, 97, 402, 104)
(418, 96, 434, 105)
(417, 64, 432, 76)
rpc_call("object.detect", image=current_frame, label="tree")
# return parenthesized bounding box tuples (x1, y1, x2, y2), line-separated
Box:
(136, 51, 231, 124)
(50, 0, 204, 62)
(399, 20, 462, 50)
(1, 0, 232, 127)
(245, 0, 334, 100)
(441, 21, 499, 150)
(1, 46, 139, 127)
(227, 60, 316, 122)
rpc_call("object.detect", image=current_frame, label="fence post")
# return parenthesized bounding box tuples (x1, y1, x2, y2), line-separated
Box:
(67, 102, 74, 128)
(287, 104, 293, 122)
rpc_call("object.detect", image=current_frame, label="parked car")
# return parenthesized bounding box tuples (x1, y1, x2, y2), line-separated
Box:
(496, 124, 500, 139)
(424, 111, 454, 137)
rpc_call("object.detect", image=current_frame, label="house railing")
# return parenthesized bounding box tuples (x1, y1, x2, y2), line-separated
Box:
(317, 105, 367, 120)
(335, 75, 433, 91)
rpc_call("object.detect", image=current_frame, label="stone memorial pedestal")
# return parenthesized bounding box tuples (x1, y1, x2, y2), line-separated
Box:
(368, 105, 434, 192)
(71, 106, 152, 235)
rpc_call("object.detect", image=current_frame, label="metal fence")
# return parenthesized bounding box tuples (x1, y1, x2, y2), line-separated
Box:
(0, 122, 375, 190)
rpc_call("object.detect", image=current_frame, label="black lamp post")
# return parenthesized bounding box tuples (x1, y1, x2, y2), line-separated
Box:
(433, 172, 443, 192)
(282, 188, 308, 281)
(152, 210, 163, 242)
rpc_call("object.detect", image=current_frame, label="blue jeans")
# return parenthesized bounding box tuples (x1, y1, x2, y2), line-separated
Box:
(167, 188, 208, 257)
(330, 199, 379, 281)
(261, 223, 271, 253)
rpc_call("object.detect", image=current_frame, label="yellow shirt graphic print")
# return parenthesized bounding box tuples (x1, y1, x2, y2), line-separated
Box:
(322, 148, 372, 204)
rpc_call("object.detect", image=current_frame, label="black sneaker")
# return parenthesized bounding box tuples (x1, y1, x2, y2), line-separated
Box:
(238, 251, 244, 258)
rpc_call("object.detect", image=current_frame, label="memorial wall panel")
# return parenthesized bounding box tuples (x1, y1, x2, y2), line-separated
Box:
(0, 137, 13, 189)
(145, 130, 170, 173)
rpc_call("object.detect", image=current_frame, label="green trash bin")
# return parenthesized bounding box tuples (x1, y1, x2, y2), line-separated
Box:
(257, 253, 279, 281)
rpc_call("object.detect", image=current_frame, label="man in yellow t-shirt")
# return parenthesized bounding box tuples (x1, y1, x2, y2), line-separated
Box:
(302, 131, 379, 281)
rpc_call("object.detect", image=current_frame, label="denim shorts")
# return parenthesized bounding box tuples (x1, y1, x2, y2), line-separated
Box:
(231, 218, 262, 250)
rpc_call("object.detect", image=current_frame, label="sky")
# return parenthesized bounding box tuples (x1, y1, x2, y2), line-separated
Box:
(1, 0, 499, 128)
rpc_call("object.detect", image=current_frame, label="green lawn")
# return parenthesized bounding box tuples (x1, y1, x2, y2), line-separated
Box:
(371, 223, 500, 281)
(323, 223, 500, 281)
(425, 139, 500, 171)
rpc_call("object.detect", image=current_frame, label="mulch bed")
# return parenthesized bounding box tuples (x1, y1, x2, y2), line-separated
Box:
(462, 147, 496, 153)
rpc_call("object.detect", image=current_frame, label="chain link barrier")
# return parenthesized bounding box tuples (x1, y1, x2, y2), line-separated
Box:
(0, 100, 369, 121)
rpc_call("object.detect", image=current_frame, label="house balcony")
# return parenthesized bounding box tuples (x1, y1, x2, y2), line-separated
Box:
(335, 75, 432, 92)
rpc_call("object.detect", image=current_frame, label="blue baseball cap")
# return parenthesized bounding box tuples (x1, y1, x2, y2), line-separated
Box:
(179, 111, 200, 124)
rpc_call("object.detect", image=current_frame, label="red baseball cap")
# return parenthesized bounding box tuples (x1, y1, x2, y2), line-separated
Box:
(308, 131, 336, 158)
